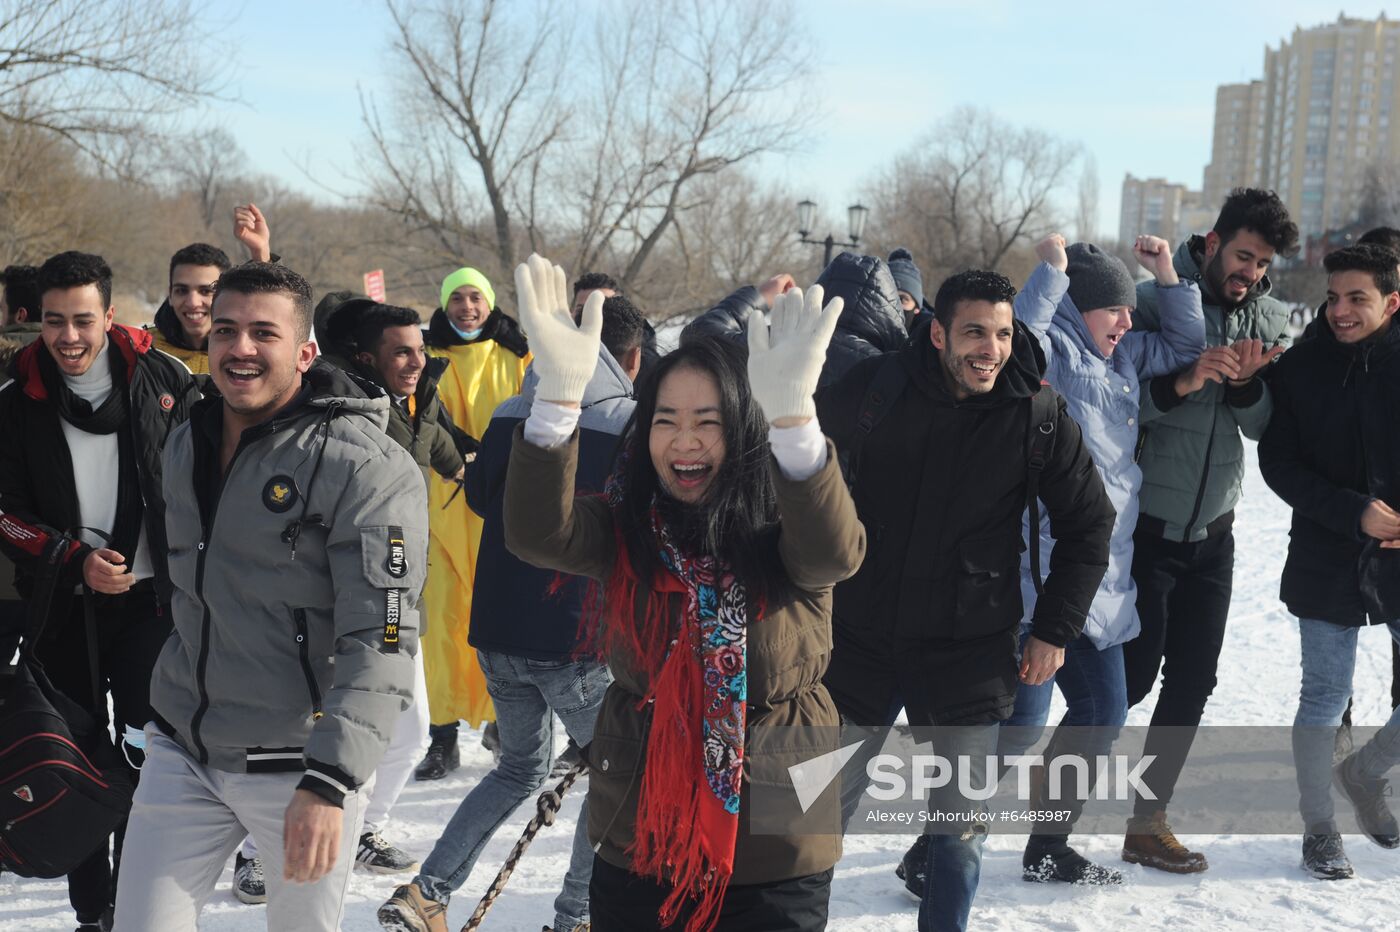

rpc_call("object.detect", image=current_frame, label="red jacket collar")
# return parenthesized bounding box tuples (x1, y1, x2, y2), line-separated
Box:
(16, 323, 150, 402)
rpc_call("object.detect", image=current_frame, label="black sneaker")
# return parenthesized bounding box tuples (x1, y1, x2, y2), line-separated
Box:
(414, 732, 460, 781)
(1301, 833, 1353, 880)
(894, 834, 929, 901)
(357, 830, 420, 874)
(1022, 838, 1122, 885)
(1334, 753, 1400, 848)
(234, 852, 267, 904)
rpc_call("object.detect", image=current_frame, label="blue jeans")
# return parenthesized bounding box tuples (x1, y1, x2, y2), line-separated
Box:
(415, 651, 611, 931)
(1294, 618, 1400, 833)
(918, 724, 998, 932)
(1004, 632, 1127, 836)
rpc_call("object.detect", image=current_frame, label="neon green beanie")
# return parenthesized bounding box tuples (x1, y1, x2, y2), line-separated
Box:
(440, 267, 495, 312)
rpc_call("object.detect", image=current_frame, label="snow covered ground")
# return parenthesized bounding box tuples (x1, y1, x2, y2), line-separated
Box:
(5, 441, 1399, 930)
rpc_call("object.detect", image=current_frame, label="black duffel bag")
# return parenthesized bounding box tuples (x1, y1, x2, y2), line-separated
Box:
(0, 530, 134, 878)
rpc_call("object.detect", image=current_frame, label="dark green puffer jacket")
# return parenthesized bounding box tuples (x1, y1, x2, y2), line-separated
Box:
(1133, 235, 1292, 542)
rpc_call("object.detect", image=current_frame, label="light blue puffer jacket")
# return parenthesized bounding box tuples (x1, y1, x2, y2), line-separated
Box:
(1015, 262, 1205, 648)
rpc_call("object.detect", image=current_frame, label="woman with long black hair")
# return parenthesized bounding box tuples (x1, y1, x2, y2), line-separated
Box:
(503, 255, 865, 931)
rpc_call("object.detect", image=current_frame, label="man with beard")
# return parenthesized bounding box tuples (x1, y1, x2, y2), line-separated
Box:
(818, 269, 1115, 932)
(415, 268, 530, 780)
(1120, 188, 1299, 873)
(0, 251, 197, 930)
(113, 262, 426, 930)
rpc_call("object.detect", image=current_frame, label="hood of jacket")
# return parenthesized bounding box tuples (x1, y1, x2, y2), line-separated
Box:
(1052, 291, 1139, 380)
(817, 252, 909, 354)
(517, 343, 634, 411)
(426, 307, 529, 358)
(1180, 234, 1275, 309)
(152, 298, 204, 352)
(14, 322, 153, 402)
(901, 314, 1046, 406)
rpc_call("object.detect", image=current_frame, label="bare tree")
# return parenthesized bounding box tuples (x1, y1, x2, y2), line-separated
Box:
(163, 127, 247, 230)
(0, 0, 224, 168)
(864, 107, 1081, 283)
(630, 169, 807, 320)
(361, 0, 811, 301)
(1076, 154, 1099, 243)
(362, 0, 569, 284)
(561, 0, 810, 290)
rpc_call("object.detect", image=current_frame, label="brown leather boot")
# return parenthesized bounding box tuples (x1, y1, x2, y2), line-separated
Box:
(377, 882, 448, 932)
(1122, 810, 1208, 873)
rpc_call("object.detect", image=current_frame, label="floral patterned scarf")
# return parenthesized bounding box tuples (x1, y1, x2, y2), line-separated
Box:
(590, 476, 750, 931)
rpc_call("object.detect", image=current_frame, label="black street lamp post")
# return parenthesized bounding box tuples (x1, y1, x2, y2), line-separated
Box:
(796, 199, 870, 267)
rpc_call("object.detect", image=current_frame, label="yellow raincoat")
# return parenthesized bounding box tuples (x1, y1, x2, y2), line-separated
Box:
(423, 308, 530, 727)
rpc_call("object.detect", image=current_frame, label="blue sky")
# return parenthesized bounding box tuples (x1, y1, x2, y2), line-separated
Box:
(208, 1, 1397, 241)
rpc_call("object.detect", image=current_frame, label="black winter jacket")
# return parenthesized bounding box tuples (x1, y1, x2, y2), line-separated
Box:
(678, 253, 909, 389)
(465, 349, 635, 659)
(0, 325, 199, 609)
(1259, 316, 1400, 625)
(814, 252, 909, 389)
(816, 319, 1115, 724)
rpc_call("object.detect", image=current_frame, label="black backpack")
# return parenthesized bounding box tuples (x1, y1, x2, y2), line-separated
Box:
(0, 531, 134, 878)
(840, 355, 1060, 592)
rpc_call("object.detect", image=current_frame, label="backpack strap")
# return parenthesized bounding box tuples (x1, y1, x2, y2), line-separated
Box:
(1025, 388, 1059, 596)
(842, 355, 909, 490)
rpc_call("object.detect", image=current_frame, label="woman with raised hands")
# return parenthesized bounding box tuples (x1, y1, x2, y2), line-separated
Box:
(503, 254, 865, 932)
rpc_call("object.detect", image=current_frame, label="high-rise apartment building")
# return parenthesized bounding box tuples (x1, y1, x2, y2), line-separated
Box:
(1203, 14, 1400, 239)
(1202, 81, 1268, 208)
(1119, 175, 1190, 245)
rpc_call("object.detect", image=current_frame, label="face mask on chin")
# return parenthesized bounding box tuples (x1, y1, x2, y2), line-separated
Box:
(450, 320, 484, 341)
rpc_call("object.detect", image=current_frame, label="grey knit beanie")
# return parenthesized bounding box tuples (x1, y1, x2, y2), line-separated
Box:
(887, 247, 924, 309)
(1065, 243, 1137, 312)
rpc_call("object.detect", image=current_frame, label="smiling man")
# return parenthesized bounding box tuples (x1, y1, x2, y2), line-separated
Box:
(147, 204, 274, 376)
(416, 267, 530, 782)
(113, 262, 427, 931)
(1259, 243, 1400, 880)
(0, 251, 197, 930)
(817, 269, 1114, 932)
(1120, 188, 1299, 874)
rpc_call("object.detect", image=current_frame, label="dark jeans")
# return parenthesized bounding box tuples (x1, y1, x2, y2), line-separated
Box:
(1123, 528, 1234, 817)
(588, 855, 832, 932)
(836, 694, 997, 932)
(37, 584, 170, 923)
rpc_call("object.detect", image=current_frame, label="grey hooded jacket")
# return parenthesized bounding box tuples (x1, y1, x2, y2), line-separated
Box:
(150, 361, 428, 805)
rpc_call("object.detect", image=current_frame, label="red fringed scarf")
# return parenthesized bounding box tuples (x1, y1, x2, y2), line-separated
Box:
(583, 504, 750, 932)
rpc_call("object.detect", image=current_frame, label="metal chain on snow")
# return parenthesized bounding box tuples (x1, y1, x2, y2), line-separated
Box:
(460, 758, 590, 932)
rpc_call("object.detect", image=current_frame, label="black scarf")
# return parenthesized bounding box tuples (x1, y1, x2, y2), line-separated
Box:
(37, 337, 145, 566)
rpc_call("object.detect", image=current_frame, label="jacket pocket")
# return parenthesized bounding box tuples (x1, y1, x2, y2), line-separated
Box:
(292, 609, 323, 721)
(951, 535, 1023, 641)
(359, 524, 429, 593)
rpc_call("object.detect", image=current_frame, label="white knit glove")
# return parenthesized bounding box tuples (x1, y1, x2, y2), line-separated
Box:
(513, 253, 603, 405)
(746, 284, 844, 423)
